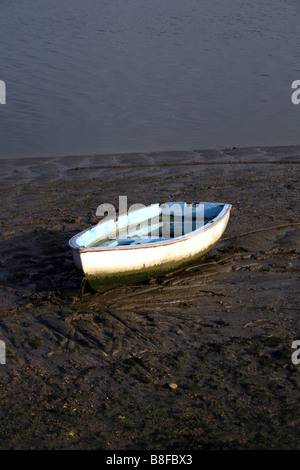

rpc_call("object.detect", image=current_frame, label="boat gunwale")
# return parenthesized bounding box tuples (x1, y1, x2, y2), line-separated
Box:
(69, 203, 232, 253)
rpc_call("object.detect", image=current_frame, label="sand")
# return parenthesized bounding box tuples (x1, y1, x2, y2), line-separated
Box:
(0, 145, 299, 450)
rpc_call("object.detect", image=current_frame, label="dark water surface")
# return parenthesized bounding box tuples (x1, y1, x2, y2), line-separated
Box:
(0, 0, 300, 159)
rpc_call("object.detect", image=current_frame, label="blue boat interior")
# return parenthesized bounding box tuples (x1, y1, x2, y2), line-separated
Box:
(73, 202, 226, 249)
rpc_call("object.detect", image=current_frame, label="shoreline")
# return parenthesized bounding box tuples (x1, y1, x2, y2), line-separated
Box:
(1, 143, 300, 184)
(0, 145, 299, 449)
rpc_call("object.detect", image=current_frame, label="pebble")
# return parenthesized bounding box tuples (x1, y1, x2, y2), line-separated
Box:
(168, 383, 178, 390)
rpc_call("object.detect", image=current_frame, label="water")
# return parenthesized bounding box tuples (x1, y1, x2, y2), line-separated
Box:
(0, 0, 300, 159)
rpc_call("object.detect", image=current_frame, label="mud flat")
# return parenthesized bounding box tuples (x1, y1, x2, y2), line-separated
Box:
(0, 145, 299, 450)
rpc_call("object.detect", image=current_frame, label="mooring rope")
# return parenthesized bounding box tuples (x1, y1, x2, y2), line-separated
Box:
(222, 222, 300, 242)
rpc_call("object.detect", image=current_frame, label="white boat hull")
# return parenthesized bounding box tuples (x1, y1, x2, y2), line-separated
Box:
(69, 202, 231, 291)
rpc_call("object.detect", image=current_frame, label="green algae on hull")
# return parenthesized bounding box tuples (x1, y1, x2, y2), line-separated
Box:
(85, 243, 217, 292)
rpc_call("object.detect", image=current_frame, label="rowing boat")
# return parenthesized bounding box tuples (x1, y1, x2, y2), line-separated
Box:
(69, 201, 231, 291)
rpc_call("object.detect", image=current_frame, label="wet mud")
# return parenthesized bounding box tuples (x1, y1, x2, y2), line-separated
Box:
(0, 146, 299, 449)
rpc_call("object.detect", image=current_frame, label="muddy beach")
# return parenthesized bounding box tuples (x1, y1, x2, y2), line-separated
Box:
(0, 145, 299, 450)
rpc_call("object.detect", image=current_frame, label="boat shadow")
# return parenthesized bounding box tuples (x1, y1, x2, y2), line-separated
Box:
(0, 227, 235, 299)
(0, 228, 82, 294)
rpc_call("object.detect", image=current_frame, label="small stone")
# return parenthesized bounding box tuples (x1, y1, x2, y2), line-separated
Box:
(67, 340, 75, 350)
(168, 383, 178, 390)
